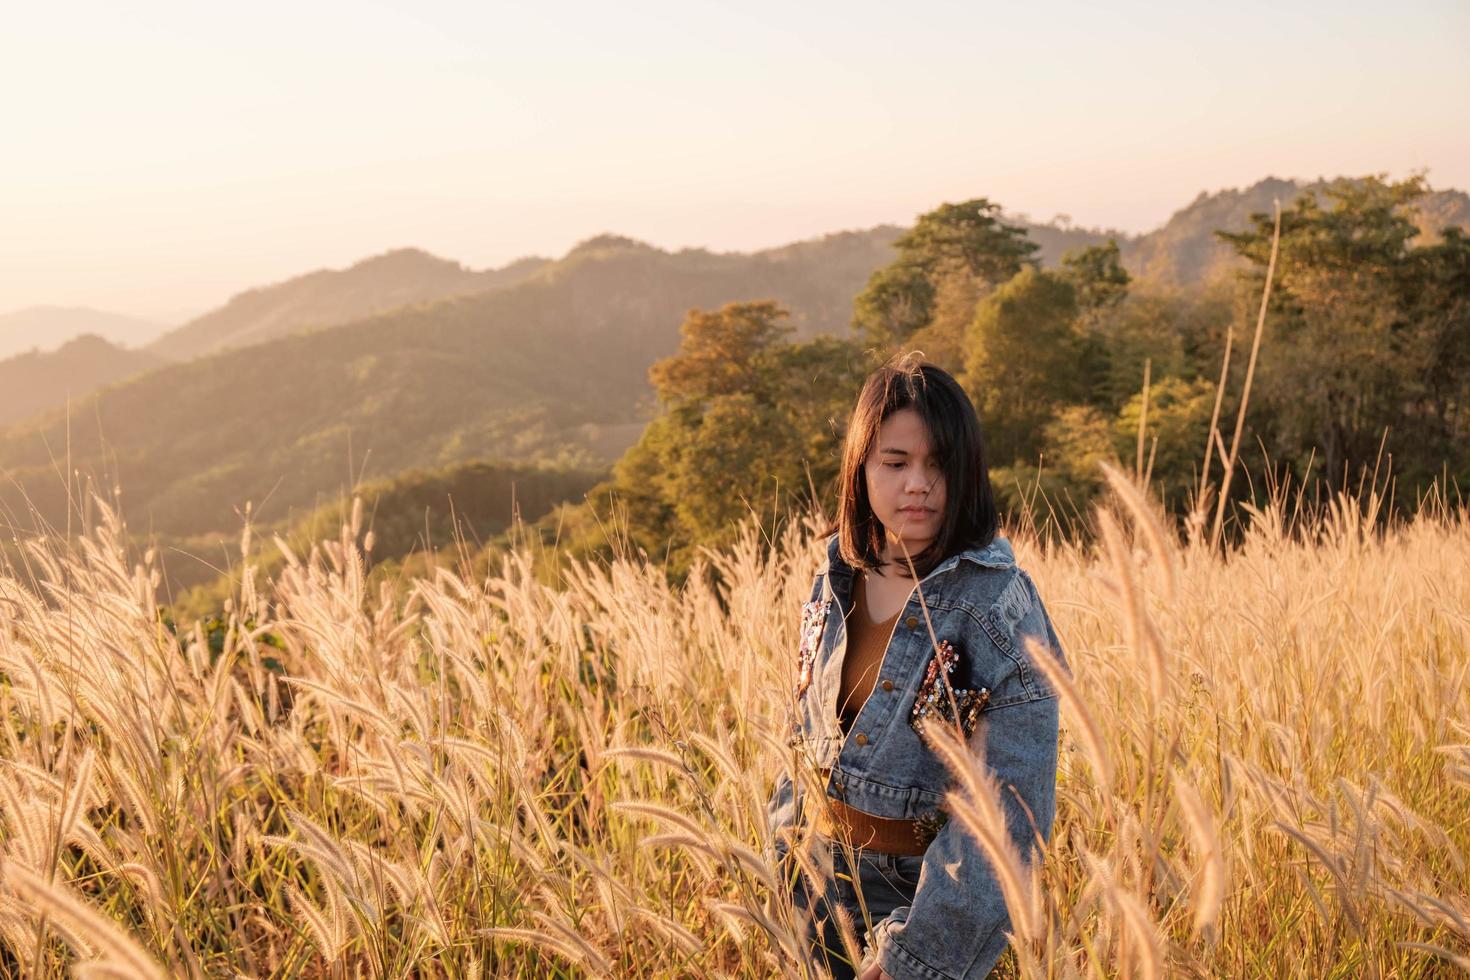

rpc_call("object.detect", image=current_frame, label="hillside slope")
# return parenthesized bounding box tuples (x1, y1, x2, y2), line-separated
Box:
(146, 248, 553, 360)
(0, 335, 169, 427)
(0, 233, 899, 539)
(6, 174, 1462, 545)
(168, 457, 603, 612)
(1121, 177, 1470, 285)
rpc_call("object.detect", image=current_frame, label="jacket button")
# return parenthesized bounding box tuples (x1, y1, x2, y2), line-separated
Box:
(854, 732, 869, 746)
(904, 616, 919, 628)
(880, 679, 894, 691)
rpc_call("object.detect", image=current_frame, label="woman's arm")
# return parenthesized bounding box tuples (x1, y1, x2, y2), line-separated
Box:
(869, 592, 1063, 980)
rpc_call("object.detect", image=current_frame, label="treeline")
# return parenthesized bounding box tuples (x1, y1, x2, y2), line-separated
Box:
(550, 175, 1468, 575)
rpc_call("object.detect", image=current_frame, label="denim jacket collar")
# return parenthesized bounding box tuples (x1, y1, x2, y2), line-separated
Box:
(821, 532, 1015, 585)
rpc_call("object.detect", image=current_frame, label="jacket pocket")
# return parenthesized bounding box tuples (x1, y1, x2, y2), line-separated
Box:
(794, 596, 829, 700)
(908, 638, 990, 742)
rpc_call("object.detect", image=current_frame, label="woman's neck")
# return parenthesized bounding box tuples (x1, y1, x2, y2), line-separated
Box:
(877, 537, 933, 575)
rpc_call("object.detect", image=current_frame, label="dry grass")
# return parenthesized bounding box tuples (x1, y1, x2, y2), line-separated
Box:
(0, 479, 1467, 978)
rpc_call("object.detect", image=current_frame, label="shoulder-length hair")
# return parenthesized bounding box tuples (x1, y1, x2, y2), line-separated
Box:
(828, 352, 998, 579)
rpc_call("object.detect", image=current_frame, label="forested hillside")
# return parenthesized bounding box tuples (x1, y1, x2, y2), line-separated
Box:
(559, 175, 1470, 576)
(16, 175, 1457, 436)
(167, 458, 603, 614)
(1120, 177, 1470, 285)
(2, 174, 1464, 596)
(0, 229, 907, 541)
(0, 335, 169, 426)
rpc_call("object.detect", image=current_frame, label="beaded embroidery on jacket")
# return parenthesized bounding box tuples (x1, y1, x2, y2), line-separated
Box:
(908, 638, 989, 743)
(794, 596, 829, 700)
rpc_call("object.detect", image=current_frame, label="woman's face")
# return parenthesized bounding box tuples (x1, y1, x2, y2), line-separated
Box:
(863, 407, 946, 562)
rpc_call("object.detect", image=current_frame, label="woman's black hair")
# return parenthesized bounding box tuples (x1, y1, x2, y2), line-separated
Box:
(826, 351, 999, 579)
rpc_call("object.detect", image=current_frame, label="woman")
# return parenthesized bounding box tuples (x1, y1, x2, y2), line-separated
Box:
(767, 353, 1065, 980)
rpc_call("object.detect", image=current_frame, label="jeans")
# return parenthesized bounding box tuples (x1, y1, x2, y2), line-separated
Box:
(786, 834, 926, 980)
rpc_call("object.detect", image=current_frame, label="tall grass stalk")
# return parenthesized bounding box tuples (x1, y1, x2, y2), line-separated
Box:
(0, 480, 1465, 976)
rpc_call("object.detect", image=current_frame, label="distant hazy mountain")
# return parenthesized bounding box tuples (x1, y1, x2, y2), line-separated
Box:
(0, 306, 167, 359)
(0, 334, 168, 427)
(146, 248, 554, 361)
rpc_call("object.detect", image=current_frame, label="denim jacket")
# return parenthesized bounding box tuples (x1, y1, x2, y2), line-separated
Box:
(767, 532, 1065, 980)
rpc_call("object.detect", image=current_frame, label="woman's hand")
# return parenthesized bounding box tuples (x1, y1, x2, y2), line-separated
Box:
(856, 963, 892, 980)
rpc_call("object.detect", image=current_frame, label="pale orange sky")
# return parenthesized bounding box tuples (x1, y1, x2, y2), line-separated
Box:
(4, 0, 1467, 323)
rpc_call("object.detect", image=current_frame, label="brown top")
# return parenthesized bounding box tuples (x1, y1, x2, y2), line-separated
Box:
(837, 571, 902, 732)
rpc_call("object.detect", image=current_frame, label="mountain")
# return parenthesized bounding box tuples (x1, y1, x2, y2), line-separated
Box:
(143, 222, 1119, 368)
(0, 335, 169, 427)
(0, 230, 903, 541)
(4, 175, 1463, 551)
(1120, 177, 1470, 286)
(145, 248, 554, 361)
(0, 306, 167, 359)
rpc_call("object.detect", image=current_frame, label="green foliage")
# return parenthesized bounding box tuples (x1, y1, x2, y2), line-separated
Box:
(1218, 174, 1470, 486)
(896, 200, 1041, 283)
(566, 177, 1468, 554)
(171, 458, 602, 620)
(1404, 227, 1470, 486)
(1114, 377, 1217, 505)
(1083, 292, 1199, 413)
(647, 300, 794, 404)
(570, 303, 871, 577)
(851, 262, 934, 351)
(964, 175, 1469, 524)
(1041, 405, 1119, 499)
(853, 199, 1038, 356)
(961, 267, 1089, 465)
(1062, 240, 1131, 313)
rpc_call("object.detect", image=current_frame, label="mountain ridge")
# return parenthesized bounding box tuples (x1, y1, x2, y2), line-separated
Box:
(1, 174, 1463, 549)
(0, 306, 167, 359)
(0, 334, 169, 428)
(0, 230, 902, 541)
(144, 247, 556, 360)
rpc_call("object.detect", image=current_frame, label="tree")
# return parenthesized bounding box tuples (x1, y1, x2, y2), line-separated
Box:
(851, 262, 934, 351)
(1218, 175, 1431, 482)
(1082, 292, 1194, 413)
(1403, 226, 1470, 486)
(1062, 240, 1130, 313)
(1113, 377, 1217, 505)
(1040, 404, 1118, 500)
(897, 200, 1040, 283)
(583, 302, 871, 577)
(647, 300, 794, 406)
(853, 199, 1038, 358)
(961, 267, 1088, 467)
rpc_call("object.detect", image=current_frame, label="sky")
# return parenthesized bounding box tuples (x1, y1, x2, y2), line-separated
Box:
(3, 0, 1467, 322)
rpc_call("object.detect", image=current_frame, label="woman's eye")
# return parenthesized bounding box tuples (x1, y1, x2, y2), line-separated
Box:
(885, 461, 904, 469)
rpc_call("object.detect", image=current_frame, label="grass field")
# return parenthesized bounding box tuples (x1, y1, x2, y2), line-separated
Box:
(1, 477, 1467, 978)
